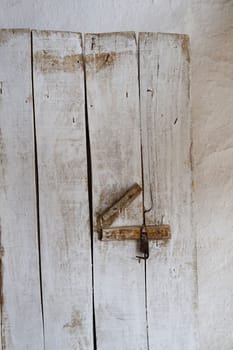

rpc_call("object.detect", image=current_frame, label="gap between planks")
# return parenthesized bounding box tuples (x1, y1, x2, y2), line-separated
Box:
(83, 34, 98, 350)
(30, 30, 45, 350)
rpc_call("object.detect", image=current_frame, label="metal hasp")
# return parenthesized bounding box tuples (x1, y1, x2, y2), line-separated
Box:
(97, 183, 171, 260)
(136, 226, 149, 260)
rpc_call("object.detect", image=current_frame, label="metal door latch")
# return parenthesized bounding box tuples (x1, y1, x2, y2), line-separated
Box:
(136, 226, 149, 260)
(96, 183, 171, 260)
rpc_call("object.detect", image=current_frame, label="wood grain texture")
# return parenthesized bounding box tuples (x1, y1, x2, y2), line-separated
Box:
(98, 183, 142, 232)
(0, 29, 43, 349)
(85, 32, 147, 350)
(32, 30, 93, 350)
(139, 32, 197, 349)
(102, 225, 171, 241)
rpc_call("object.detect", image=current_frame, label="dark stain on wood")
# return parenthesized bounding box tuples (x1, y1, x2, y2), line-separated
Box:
(189, 140, 193, 172)
(25, 95, 32, 104)
(63, 310, 82, 334)
(0, 34, 8, 45)
(0, 29, 29, 45)
(2, 311, 9, 350)
(85, 51, 118, 72)
(192, 179, 195, 192)
(2, 334, 5, 350)
(91, 37, 96, 50)
(34, 51, 83, 73)
(0, 246, 4, 309)
(181, 34, 190, 63)
(0, 30, 11, 45)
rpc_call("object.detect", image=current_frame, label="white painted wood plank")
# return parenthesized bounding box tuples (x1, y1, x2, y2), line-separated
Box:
(32, 30, 93, 350)
(85, 32, 147, 350)
(139, 33, 198, 349)
(0, 29, 43, 349)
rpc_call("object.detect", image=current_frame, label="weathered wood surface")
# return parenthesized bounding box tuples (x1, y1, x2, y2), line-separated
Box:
(102, 225, 171, 241)
(139, 32, 197, 349)
(85, 32, 147, 350)
(98, 183, 142, 232)
(33, 31, 93, 350)
(0, 30, 197, 350)
(0, 29, 43, 349)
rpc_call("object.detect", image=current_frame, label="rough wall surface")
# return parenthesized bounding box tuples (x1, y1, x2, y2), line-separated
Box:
(1, 1, 233, 349)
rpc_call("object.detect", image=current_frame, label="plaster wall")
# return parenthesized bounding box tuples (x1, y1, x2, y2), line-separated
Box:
(1, 1, 233, 349)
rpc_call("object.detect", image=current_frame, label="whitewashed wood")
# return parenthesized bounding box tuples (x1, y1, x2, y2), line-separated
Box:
(85, 32, 147, 350)
(33, 31, 93, 350)
(140, 33, 197, 349)
(0, 29, 43, 349)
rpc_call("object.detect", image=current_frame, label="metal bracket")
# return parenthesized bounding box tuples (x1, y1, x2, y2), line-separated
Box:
(97, 183, 171, 260)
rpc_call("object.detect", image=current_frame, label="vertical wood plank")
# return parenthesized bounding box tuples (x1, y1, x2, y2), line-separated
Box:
(85, 32, 147, 350)
(32, 31, 93, 350)
(139, 33, 197, 349)
(0, 29, 43, 349)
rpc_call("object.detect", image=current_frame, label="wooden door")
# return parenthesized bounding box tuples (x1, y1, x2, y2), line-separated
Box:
(0, 29, 197, 349)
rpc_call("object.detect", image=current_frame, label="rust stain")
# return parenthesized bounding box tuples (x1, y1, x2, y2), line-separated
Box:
(85, 51, 118, 72)
(34, 51, 83, 73)
(181, 34, 190, 63)
(63, 310, 82, 334)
